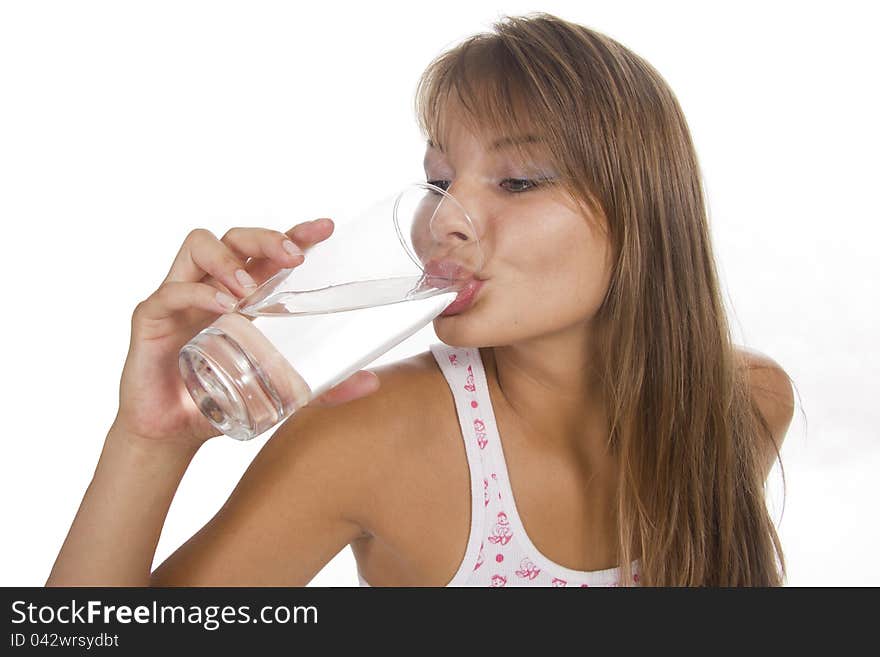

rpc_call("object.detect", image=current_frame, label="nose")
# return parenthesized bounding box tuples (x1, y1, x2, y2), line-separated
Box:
(430, 191, 477, 244)
(410, 183, 484, 278)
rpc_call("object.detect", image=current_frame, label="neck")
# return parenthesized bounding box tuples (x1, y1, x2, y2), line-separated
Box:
(480, 328, 613, 467)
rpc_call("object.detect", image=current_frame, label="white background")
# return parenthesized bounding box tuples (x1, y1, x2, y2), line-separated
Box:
(1, 1, 876, 586)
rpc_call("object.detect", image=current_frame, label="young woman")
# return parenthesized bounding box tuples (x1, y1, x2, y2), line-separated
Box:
(47, 12, 795, 587)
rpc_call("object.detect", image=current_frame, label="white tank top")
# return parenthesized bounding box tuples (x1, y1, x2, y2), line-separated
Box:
(357, 342, 641, 587)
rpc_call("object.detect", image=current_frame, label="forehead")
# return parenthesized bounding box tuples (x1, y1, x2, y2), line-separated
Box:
(422, 86, 559, 172)
(425, 93, 548, 155)
(424, 134, 553, 171)
(427, 134, 544, 154)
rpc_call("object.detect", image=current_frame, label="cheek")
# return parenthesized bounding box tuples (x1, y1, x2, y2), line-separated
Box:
(499, 228, 609, 313)
(507, 227, 599, 284)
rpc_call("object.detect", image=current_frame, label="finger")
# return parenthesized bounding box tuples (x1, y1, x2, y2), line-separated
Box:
(288, 217, 335, 246)
(167, 220, 335, 294)
(220, 226, 305, 267)
(218, 219, 333, 267)
(223, 219, 336, 289)
(134, 281, 240, 325)
(199, 274, 235, 298)
(309, 370, 380, 407)
(163, 228, 257, 298)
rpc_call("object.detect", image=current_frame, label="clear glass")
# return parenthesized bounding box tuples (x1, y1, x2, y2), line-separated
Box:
(178, 181, 484, 441)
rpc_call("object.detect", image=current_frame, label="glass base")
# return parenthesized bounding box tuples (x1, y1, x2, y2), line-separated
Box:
(178, 328, 285, 441)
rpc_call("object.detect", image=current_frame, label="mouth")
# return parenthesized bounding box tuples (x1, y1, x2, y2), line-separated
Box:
(438, 278, 485, 316)
(422, 258, 486, 285)
(420, 257, 487, 316)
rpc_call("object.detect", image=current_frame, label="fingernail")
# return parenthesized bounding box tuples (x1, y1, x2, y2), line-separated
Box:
(235, 269, 257, 288)
(282, 239, 303, 256)
(215, 291, 237, 311)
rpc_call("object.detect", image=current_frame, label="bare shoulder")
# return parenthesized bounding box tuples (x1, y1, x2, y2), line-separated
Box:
(148, 352, 444, 585)
(340, 350, 444, 440)
(278, 349, 445, 521)
(283, 349, 442, 441)
(736, 346, 796, 479)
(358, 349, 448, 454)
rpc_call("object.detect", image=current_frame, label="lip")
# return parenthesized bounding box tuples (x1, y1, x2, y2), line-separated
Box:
(439, 278, 484, 316)
(423, 258, 485, 283)
(424, 258, 470, 281)
(420, 257, 486, 316)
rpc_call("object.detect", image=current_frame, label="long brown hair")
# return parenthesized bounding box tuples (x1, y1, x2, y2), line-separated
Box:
(414, 12, 791, 585)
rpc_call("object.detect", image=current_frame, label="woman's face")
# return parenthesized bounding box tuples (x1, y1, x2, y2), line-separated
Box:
(426, 111, 613, 348)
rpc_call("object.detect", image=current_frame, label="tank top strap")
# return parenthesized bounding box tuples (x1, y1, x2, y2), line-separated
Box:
(428, 342, 492, 585)
(430, 344, 507, 498)
(430, 344, 641, 586)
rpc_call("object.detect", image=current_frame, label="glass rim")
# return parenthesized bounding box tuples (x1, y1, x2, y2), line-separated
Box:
(392, 180, 483, 277)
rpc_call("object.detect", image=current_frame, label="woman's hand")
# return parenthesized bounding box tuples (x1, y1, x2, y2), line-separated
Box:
(112, 219, 380, 450)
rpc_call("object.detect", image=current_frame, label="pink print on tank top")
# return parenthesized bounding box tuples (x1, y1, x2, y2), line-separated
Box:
(488, 511, 513, 546)
(490, 574, 507, 587)
(464, 364, 476, 392)
(474, 418, 488, 449)
(474, 542, 485, 571)
(515, 557, 541, 580)
(551, 577, 567, 587)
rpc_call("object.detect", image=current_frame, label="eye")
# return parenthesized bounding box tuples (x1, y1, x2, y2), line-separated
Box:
(500, 178, 544, 193)
(427, 178, 550, 194)
(426, 179, 451, 193)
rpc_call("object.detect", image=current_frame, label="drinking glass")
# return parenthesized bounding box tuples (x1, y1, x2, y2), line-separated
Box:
(178, 181, 484, 440)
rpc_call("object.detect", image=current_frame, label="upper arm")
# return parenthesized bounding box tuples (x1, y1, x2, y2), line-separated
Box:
(742, 348, 795, 481)
(149, 384, 387, 586)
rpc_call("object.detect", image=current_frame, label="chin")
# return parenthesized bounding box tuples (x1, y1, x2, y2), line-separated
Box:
(433, 304, 494, 348)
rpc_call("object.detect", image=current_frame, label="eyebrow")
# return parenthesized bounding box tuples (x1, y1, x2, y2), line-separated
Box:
(427, 134, 544, 153)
